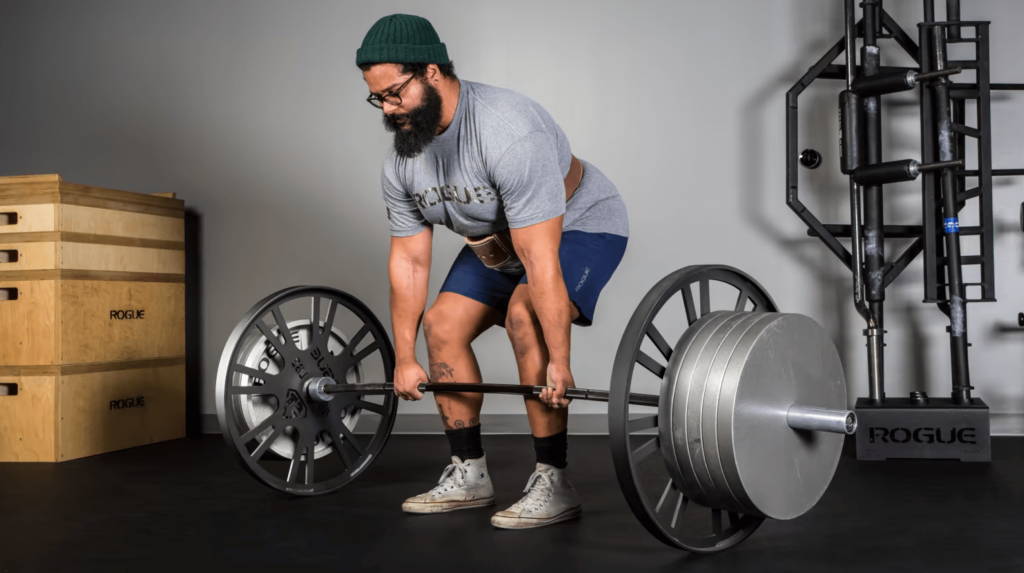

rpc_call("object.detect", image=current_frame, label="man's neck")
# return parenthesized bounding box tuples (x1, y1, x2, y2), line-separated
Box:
(436, 78, 461, 135)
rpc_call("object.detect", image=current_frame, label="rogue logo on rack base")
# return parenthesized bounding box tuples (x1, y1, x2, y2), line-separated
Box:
(868, 426, 977, 444)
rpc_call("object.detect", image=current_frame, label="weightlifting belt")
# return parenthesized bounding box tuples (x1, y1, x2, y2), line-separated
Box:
(466, 156, 583, 274)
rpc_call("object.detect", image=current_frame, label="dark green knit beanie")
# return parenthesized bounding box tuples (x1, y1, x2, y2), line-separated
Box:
(356, 14, 449, 66)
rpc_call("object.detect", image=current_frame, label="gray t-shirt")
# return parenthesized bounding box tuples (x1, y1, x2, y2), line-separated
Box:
(381, 80, 628, 239)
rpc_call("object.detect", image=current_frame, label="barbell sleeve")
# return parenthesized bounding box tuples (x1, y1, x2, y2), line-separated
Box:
(787, 405, 858, 435)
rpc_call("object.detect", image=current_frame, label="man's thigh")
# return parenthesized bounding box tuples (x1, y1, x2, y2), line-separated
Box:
(438, 244, 523, 318)
(507, 284, 580, 328)
(425, 291, 504, 344)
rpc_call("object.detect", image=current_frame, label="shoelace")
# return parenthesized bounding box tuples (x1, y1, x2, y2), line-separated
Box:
(429, 462, 468, 496)
(510, 471, 554, 513)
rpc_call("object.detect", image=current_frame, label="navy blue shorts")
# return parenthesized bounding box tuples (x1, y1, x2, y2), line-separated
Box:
(439, 230, 628, 327)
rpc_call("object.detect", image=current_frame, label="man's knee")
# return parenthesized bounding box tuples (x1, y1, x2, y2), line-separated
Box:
(423, 305, 462, 349)
(505, 301, 539, 349)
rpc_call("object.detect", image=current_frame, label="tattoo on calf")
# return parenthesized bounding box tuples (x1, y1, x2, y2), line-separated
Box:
(437, 403, 453, 431)
(435, 382, 482, 430)
(436, 405, 480, 431)
(430, 362, 455, 382)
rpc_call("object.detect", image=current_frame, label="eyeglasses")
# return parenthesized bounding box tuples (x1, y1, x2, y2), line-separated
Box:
(366, 75, 416, 109)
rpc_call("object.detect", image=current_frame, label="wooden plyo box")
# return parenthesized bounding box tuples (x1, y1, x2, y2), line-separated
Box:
(0, 279, 185, 365)
(0, 360, 186, 462)
(0, 174, 187, 461)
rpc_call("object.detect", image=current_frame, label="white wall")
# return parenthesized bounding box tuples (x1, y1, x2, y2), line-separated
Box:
(1, 0, 1022, 423)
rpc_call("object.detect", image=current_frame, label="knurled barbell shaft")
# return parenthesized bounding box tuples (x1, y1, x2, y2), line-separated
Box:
(311, 379, 661, 407)
(787, 405, 858, 435)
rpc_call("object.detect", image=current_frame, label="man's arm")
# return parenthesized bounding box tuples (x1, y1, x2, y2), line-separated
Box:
(509, 217, 574, 407)
(389, 227, 433, 400)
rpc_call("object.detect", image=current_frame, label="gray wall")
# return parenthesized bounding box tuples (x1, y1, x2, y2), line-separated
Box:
(2, 1, 1023, 429)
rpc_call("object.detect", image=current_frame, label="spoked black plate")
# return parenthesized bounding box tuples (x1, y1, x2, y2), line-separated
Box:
(216, 286, 398, 496)
(609, 265, 778, 553)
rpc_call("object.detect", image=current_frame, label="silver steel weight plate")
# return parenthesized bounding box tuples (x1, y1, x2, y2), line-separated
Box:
(662, 311, 847, 520)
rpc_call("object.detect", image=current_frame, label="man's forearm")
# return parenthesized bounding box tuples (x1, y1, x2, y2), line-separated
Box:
(526, 267, 572, 366)
(389, 257, 430, 363)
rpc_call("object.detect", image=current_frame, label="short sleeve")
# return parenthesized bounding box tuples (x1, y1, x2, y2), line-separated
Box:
(382, 160, 430, 237)
(491, 131, 566, 229)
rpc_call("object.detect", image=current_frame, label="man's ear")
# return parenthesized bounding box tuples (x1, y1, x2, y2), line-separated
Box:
(426, 63, 439, 83)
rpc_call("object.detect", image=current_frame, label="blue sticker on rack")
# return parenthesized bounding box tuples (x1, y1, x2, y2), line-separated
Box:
(944, 218, 960, 233)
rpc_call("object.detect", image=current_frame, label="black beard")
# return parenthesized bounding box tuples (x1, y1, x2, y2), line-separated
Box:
(383, 80, 443, 158)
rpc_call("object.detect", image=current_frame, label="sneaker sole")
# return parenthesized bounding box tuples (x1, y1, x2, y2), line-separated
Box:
(402, 496, 496, 514)
(490, 506, 582, 529)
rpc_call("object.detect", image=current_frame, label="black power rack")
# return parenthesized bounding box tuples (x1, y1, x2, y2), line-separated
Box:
(785, 0, 1024, 461)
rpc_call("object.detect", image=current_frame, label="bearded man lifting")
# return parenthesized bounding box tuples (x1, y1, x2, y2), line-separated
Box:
(358, 14, 629, 529)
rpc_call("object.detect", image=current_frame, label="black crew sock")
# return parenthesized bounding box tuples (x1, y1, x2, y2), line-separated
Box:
(445, 425, 484, 461)
(534, 430, 568, 469)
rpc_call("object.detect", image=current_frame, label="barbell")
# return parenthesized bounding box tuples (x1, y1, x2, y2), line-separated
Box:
(216, 265, 853, 553)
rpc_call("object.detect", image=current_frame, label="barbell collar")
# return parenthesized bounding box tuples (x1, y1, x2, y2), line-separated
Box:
(305, 377, 335, 402)
(316, 381, 659, 406)
(787, 405, 858, 435)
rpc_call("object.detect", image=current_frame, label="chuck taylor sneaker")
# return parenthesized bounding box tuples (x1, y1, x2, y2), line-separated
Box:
(491, 463, 582, 529)
(401, 455, 495, 514)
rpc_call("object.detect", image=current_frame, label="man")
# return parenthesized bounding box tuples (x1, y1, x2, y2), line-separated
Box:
(357, 14, 628, 529)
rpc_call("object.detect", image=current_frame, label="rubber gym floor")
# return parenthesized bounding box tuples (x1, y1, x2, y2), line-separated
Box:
(0, 435, 1021, 572)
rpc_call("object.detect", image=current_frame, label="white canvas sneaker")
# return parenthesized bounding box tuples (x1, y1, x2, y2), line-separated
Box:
(491, 463, 582, 529)
(401, 455, 495, 514)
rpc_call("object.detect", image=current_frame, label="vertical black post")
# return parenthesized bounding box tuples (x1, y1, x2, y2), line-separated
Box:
(862, 0, 885, 403)
(931, 26, 972, 405)
(946, 0, 961, 40)
(845, 0, 864, 320)
(846, 0, 877, 400)
(977, 23, 995, 301)
(921, 3, 943, 303)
